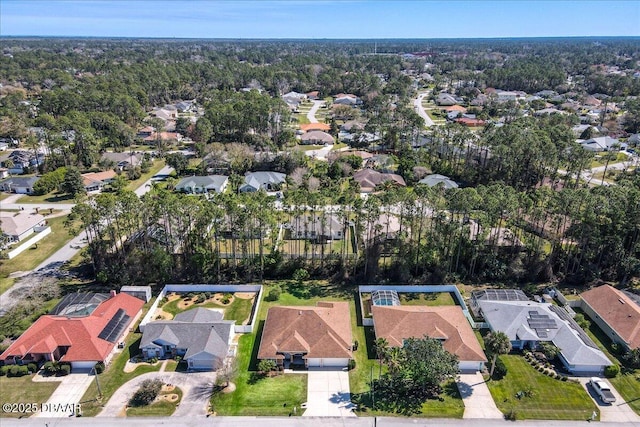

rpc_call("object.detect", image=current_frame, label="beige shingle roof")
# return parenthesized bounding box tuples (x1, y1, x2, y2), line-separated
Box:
(372, 305, 487, 363)
(581, 285, 640, 349)
(258, 301, 352, 360)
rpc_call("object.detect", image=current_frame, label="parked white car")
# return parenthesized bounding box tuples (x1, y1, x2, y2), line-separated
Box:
(589, 377, 616, 404)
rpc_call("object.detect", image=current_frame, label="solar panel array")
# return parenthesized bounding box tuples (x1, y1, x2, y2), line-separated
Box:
(549, 305, 600, 349)
(527, 310, 557, 338)
(98, 309, 131, 343)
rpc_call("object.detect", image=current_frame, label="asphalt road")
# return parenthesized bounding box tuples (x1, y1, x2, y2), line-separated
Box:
(306, 100, 325, 124)
(2, 416, 636, 427)
(414, 91, 435, 127)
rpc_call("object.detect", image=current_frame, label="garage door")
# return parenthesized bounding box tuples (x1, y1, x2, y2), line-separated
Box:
(307, 358, 349, 368)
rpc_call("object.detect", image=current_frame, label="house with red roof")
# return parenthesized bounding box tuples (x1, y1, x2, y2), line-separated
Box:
(0, 291, 143, 371)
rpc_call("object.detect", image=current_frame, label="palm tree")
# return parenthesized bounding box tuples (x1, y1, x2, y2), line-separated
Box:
(374, 337, 389, 377)
(484, 331, 512, 378)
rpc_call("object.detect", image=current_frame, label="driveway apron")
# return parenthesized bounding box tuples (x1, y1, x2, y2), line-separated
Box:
(303, 368, 356, 417)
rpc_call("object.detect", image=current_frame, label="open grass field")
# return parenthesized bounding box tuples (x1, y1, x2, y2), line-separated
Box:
(125, 160, 166, 191)
(486, 355, 597, 420)
(17, 192, 75, 204)
(0, 214, 78, 295)
(0, 375, 61, 418)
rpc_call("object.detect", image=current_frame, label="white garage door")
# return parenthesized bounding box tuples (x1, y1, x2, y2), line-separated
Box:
(307, 358, 349, 368)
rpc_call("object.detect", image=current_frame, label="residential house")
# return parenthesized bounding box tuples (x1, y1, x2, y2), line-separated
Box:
(496, 90, 518, 102)
(140, 308, 234, 371)
(455, 117, 486, 127)
(175, 175, 229, 194)
(299, 123, 331, 133)
(334, 94, 362, 106)
(327, 150, 373, 163)
(5, 150, 44, 174)
(306, 91, 320, 100)
(258, 301, 352, 368)
(175, 100, 196, 113)
(418, 174, 459, 189)
(0, 211, 46, 243)
(0, 176, 40, 194)
(353, 169, 406, 193)
(286, 214, 344, 242)
(282, 91, 307, 111)
(0, 291, 143, 370)
(473, 290, 611, 375)
(0, 168, 8, 179)
(100, 152, 142, 170)
(239, 171, 286, 192)
(340, 121, 365, 133)
(579, 136, 626, 152)
(436, 93, 459, 106)
(300, 130, 334, 145)
(580, 285, 640, 351)
(371, 305, 487, 372)
(81, 170, 117, 193)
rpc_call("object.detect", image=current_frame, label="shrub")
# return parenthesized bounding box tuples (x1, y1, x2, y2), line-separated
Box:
(265, 287, 281, 302)
(258, 359, 277, 374)
(43, 361, 57, 374)
(27, 363, 37, 374)
(0, 365, 8, 376)
(149, 357, 158, 364)
(561, 376, 568, 381)
(492, 356, 507, 380)
(604, 364, 620, 378)
(59, 364, 71, 376)
(94, 362, 105, 374)
(8, 365, 29, 377)
(348, 359, 356, 370)
(129, 379, 163, 407)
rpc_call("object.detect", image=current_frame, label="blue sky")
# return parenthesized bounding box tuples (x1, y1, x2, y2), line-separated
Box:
(1, 1, 638, 38)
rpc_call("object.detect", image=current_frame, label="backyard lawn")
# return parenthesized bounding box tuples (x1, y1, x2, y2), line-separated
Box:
(0, 214, 78, 295)
(0, 375, 61, 418)
(161, 292, 255, 324)
(486, 355, 598, 420)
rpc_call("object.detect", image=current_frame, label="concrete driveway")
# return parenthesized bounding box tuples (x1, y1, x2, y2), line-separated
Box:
(97, 371, 216, 417)
(33, 372, 95, 418)
(302, 368, 356, 417)
(456, 372, 503, 419)
(578, 377, 640, 423)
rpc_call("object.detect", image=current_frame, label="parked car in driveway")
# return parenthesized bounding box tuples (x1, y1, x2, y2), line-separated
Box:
(589, 377, 616, 404)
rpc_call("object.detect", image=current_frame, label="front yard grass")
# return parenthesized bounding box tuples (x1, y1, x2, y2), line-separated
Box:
(126, 386, 183, 416)
(485, 355, 598, 420)
(0, 375, 61, 418)
(125, 160, 165, 191)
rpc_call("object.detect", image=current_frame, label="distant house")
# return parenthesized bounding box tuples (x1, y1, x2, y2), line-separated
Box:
(282, 91, 307, 110)
(300, 130, 334, 145)
(140, 308, 234, 371)
(306, 91, 320, 100)
(299, 123, 331, 133)
(327, 150, 373, 163)
(82, 170, 117, 193)
(418, 174, 459, 189)
(286, 214, 344, 241)
(340, 121, 365, 133)
(0, 176, 40, 194)
(579, 136, 626, 152)
(175, 175, 229, 194)
(436, 93, 459, 106)
(258, 301, 352, 368)
(100, 152, 142, 170)
(455, 117, 486, 127)
(175, 100, 196, 112)
(334, 94, 361, 106)
(353, 169, 406, 193)
(239, 171, 286, 192)
(474, 290, 611, 375)
(0, 292, 143, 370)
(372, 305, 487, 372)
(5, 150, 44, 174)
(496, 90, 518, 102)
(580, 285, 640, 351)
(0, 211, 46, 243)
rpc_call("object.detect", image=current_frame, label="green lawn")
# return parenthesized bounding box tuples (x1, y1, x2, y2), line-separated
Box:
(399, 292, 456, 306)
(161, 294, 255, 324)
(125, 160, 166, 191)
(79, 303, 164, 417)
(126, 386, 183, 416)
(0, 214, 78, 295)
(577, 309, 640, 414)
(0, 375, 61, 418)
(16, 192, 74, 204)
(485, 355, 597, 420)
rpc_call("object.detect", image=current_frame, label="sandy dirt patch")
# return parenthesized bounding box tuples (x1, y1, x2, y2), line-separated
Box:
(161, 384, 176, 392)
(234, 292, 255, 300)
(221, 382, 236, 393)
(124, 360, 159, 373)
(157, 393, 179, 403)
